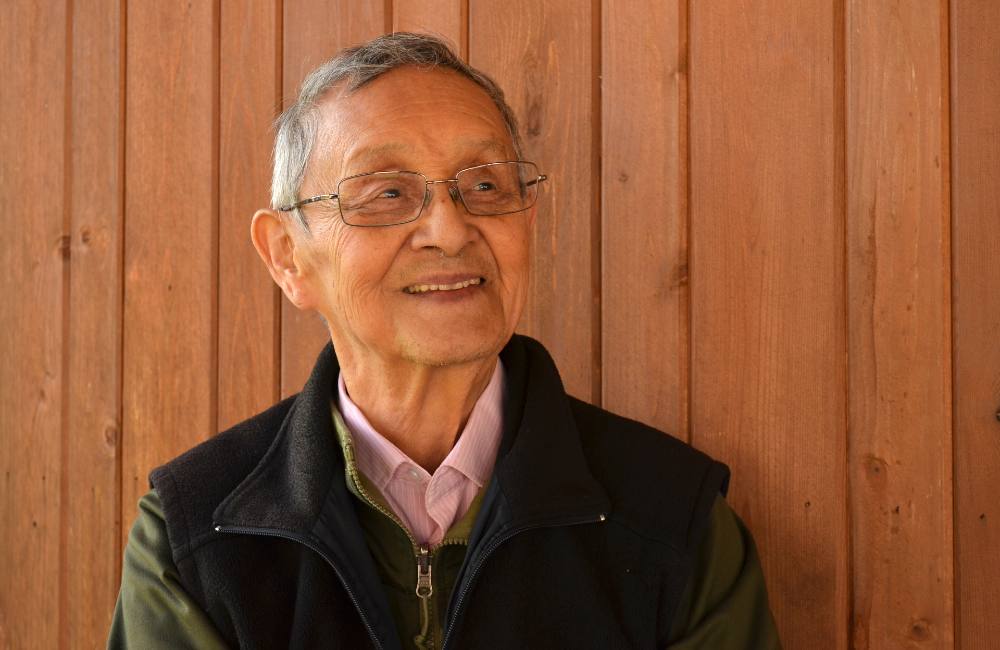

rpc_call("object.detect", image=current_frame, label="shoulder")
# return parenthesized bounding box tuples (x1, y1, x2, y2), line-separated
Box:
(568, 397, 730, 551)
(567, 396, 729, 495)
(111, 490, 230, 649)
(666, 494, 782, 647)
(152, 393, 297, 493)
(149, 394, 298, 556)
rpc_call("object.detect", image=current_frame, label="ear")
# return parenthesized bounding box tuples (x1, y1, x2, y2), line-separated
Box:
(250, 209, 316, 310)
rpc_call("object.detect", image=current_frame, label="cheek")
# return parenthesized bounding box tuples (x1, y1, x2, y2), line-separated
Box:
(297, 224, 356, 308)
(487, 221, 533, 297)
(506, 221, 533, 272)
(323, 231, 400, 320)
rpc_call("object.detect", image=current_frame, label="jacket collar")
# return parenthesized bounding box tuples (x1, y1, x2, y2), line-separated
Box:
(213, 334, 611, 535)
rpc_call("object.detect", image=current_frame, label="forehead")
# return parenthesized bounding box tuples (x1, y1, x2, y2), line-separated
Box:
(312, 67, 515, 175)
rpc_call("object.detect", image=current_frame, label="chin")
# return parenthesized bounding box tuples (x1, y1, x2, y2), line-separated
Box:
(398, 328, 507, 368)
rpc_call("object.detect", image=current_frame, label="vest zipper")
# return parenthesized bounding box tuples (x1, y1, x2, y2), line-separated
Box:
(214, 524, 385, 650)
(440, 511, 607, 650)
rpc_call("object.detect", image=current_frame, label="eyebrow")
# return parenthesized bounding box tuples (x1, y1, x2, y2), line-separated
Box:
(347, 138, 510, 173)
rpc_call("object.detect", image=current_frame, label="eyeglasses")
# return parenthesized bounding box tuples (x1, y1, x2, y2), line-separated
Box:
(277, 161, 548, 227)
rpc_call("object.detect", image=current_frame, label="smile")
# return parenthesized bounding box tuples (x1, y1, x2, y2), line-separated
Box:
(403, 277, 484, 294)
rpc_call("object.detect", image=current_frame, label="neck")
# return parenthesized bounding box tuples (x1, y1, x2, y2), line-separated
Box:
(337, 349, 498, 473)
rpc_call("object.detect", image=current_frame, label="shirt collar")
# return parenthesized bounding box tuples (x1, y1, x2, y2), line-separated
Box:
(336, 360, 506, 491)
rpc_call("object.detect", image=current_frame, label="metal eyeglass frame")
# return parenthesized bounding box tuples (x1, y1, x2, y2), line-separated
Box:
(277, 160, 548, 227)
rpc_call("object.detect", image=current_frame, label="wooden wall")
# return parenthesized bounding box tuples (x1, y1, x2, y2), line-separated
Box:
(1, 1, 997, 647)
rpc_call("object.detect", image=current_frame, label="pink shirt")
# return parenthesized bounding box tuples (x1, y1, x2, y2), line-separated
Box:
(336, 360, 505, 547)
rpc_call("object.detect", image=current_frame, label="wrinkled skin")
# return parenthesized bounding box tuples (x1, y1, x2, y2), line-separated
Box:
(251, 66, 536, 470)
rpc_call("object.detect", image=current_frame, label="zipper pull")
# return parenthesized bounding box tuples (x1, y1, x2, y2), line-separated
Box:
(415, 545, 433, 599)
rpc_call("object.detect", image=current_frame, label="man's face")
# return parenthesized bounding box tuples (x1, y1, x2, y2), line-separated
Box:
(289, 66, 534, 369)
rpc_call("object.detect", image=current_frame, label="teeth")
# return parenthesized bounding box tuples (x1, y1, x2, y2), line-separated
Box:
(405, 277, 482, 294)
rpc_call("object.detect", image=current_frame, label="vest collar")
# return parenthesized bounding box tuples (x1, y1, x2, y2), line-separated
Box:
(213, 334, 611, 536)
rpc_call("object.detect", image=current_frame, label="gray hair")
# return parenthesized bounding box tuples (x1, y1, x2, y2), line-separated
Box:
(271, 32, 524, 226)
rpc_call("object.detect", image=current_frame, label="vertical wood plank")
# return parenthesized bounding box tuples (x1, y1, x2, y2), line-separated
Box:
(952, 1, 1000, 647)
(688, 2, 849, 647)
(280, 0, 386, 397)
(393, 0, 464, 54)
(601, 0, 688, 437)
(122, 0, 217, 544)
(0, 2, 67, 648)
(218, 0, 281, 429)
(66, 0, 124, 645)
(847, 1, 954, 647)
(470, 0, 599, 401)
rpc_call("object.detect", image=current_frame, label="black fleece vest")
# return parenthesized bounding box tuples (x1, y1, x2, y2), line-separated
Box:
(151, 335, 730, 649)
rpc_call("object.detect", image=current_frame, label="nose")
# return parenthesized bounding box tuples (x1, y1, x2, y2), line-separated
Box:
(408, 181, 477, 256)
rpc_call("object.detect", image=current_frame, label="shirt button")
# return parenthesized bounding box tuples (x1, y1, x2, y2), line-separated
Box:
(408, 468, 420, 480)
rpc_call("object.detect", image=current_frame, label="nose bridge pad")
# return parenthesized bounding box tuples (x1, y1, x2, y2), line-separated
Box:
(423, 180, 464, 213)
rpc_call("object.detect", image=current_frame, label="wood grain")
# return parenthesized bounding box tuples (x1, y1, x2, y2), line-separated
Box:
(601, 0, 688, 438)
(65, 0, 124, 646)
(0, 2, 67, 648)
(393, 0, 464, 56)
(121, 0, 217, 547)
(847, 1, 954, 647)
(470, 0, 599, 402)
(218, 0, 281, 429)
(5, 2, 1000, 646)
(280, 0, 387, 397)
(952, 1, 1000, 647)
(688, 2, 849, 647)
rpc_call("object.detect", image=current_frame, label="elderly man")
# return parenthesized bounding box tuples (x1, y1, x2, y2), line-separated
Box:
(110, 33, 779, 649)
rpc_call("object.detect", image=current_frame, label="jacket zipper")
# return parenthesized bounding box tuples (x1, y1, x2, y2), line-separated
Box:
(440, 511, 607, 650)
(345, 460, 440, 648)
(346, 455, 466, 650)
(415, 536, 466, 601)
(213, 524, 385, 650)
(413, 537, 467, 649)
(416, 545, 433, 598)
(414, 545, 433, 649)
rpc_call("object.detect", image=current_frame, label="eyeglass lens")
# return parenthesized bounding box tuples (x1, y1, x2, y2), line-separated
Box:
(337, 161, 541, 227)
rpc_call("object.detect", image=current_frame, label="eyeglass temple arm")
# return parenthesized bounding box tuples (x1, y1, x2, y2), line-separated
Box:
(278, 193, 338, 212)
(526, 174, 548, 187)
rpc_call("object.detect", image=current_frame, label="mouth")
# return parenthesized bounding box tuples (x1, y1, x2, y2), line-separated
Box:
(403, 277, 485, 295)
